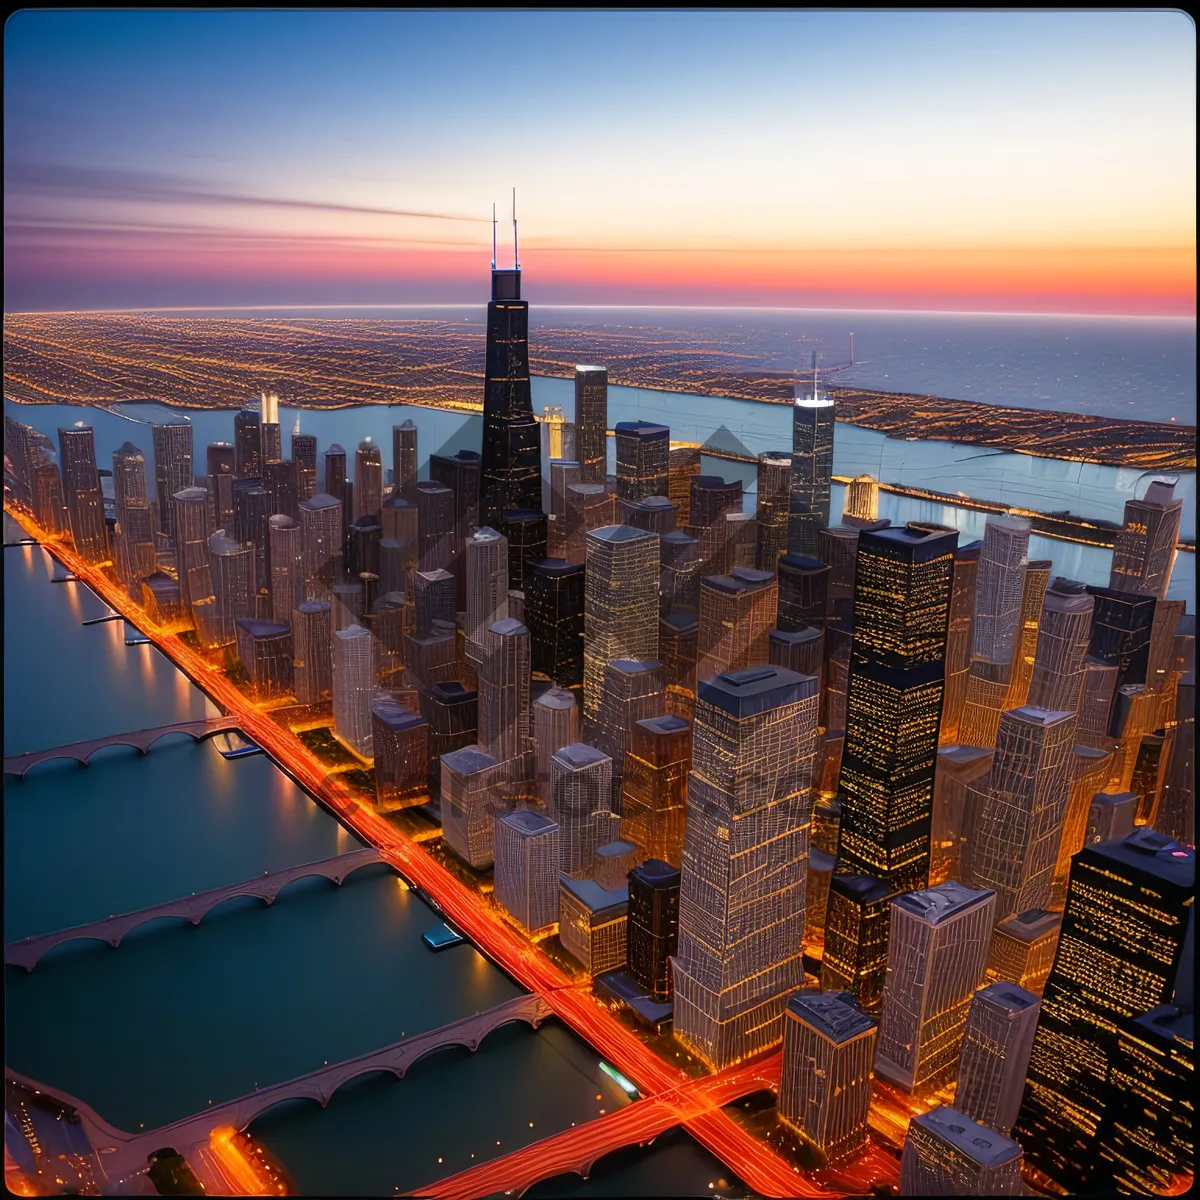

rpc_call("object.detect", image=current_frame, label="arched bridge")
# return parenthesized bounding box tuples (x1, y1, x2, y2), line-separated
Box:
(5, 848, 384, 972)
(3, 717, 242, 778)
(6, 993, 554, 1187)
(408, 1052, 783, 1200)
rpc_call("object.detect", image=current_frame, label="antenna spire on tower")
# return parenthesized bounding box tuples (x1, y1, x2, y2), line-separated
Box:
(491, 203, 497, 271)
(512, 187, 519, 270)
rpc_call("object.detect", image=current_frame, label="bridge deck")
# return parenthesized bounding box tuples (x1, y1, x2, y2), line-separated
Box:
(4, 848, 385, 971)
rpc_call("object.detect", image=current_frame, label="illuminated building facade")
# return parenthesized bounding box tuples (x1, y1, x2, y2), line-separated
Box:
(231, 478, 271, 613)
(332, 623, 375, 757)
(533, 687, 579, 809)
(234, 407, 261, 480)
(564, 482, 613, 563)
(660, 608, 699, 717)
(776, 554, 830, 632)
(963, 705, 1075, 922)
(574, 365, 608, 485)
(559, 876, 629, 975)
(350, 439, 381, 523)
(1004, 557, 1051, 708)
(955, 982, 1040, 1135)
(583, 525, 659, 722)
(414, 479, 455, 576)
(476, 617, 532, 769)
(786, 380, 835, 558)
(768, 627, 824, 695)
(939, 540, 981, 743)
(323, 444, 348, 535)
(392, 420, 418, 500)
(550, 743, 613, 879)
(985, 908, 1061, 994)
(259, 391, 281, 464)
(267, 514, 302, 625)
(1048, 744, 1114, 908)
(845, 474, 879, 523)
(150, 422, 193, 541)
(1014, 828, 1194, 1193)
(206, 531, 254, 648)
(234, 617, 293, 700)
(1109, 476, 1184, 600)
(820, 873, 896, 1015)
(33, 461, 66, 536)
(592, 659, 666, 807)
(547, 458, 579, 556)
(291, 430, 317, 502)
(1084, 788, 1136, 847)
(57, 424, 108, 562)
(330, 579, 364, 634)
(1086, 585, 1156, 692)
(371, 699, 428, 812)
(777, 990, 877, 1165)
(617, 494, 676, 536)
(668, 444, 701, 524)
(111, 441, 157, 594)
(142, 572, 183, 623)
(480, 258, 541, 526)
(171, 486, 215, 619)
(464, 526, 509, 667)
(660, 530, 700, 615)
(299, 493, 343, 603)
(627, 859, 680, 1000)
(441, 746, 504, 869)
(900, 1106, 1024, 1196)
(971, 513, 1031, 667)
(430, 447, 481, 599)
(614, 420, 669, 502)
(697, 568, 777, 682)
(414, 568, 456, 637)
(292, 599, 332, 704)
(621, 713, 691, 868)
(1026, 577, 1094, 712)
(266, 456, 299, 521)
(929, 744, 993, 886)
(524, 558, 585, 691)
(755, 451, 792, 572)
(421, 681, 478, 793)
(838, 523, 956, 892)
(494, 808, 561, 932)
(875, 882, 996, 1093)
(1154, 671, 1194, 846)
(673, 666, 820, 1069)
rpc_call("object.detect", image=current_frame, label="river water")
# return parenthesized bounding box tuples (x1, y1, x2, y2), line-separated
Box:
(2, 544, 745, 1196)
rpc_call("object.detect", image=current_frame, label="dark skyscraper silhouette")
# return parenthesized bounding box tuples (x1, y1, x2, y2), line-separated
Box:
(480, 201, 541, 527)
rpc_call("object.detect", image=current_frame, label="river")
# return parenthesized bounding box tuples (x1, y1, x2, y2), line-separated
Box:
(2, 542, 747, 1196)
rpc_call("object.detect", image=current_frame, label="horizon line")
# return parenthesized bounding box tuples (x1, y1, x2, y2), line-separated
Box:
(5, 303, 1195, 321)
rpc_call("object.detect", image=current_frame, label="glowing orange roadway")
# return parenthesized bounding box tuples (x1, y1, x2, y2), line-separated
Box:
(409, 1054, 781, 1200)
(9, 512, 849, 1200)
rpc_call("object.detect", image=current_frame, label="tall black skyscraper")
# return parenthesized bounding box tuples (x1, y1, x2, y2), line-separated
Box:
(480, 201, 541, 527)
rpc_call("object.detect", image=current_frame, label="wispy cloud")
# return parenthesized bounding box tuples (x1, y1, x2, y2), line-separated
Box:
(5, 163, 490, 222)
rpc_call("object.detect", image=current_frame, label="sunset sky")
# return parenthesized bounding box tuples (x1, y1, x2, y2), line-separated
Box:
(4, 9, 1195, 315)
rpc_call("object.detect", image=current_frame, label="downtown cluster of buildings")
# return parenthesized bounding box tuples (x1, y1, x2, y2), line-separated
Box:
(3, 253, 1193, 1197)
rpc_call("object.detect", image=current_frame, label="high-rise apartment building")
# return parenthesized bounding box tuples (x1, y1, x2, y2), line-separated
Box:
(533, 687, 579, 809)
(776, 554, 830, 632)
(1014, 828, 1194, 1193)
(592, 659, 666, 808)
(583, 525, 660, 722)
(820, 873, 896, 1015)
(233, 407, 261, 480)
(673, 665, 820, 1069)
(1109, 476, 1184, 600)
(614, 420, 669, 502)
(291, 429, 317, 503)
(621, 713, 691, 869)
(476, 617, 532, 768)
(777, 990, 877, 1165)
(985, 908, 1061, 995)
(754, 451, 792, 572)
(787, 374, 835, 558)
(151, 422, 193, 539)
(838, 523, 957, 892)
(57, 425, 108, 562)
(371, 699, 428, 812)
(352, 439, 383, 521)
(954, 982, 1040, 1135)
(298, 493, 343, 602)
(267, 514, 302, 625)
(231, 478, 271, 611)
(332, 623, 375, 757)
(464, 526, 509, 669)
(171, 486, 214, 618)
(524, 558, 585, 692)
(550, 743, 613, 879)
(392, 420, 418, 500)
(111, 442, 156, 593)
(627, 859, 681, 1001)
(32, 461, 66, 537)
(494, 808, 561, 932)
(963, 706, 1075, 922)
(574, 365, 608, 484)
(292, 599, 332, 704)
(697, 567, 777, 681)
(234, 618, 293, 700)
(441, 746, 504, 869)
(874, 881, 996, 1093)
(206, 531, 254, 648)
(900, 1106, 1024, 1196)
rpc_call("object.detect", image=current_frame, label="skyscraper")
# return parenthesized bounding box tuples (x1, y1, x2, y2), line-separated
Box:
(371, 699, 429, 812)
(777, 990, 878, 1166)
(547, 458, 580, 556)
(874, 882, 996, 1093)
(494, 808, 561, 932)
(954, 982, 1040, 1135)
(414, 479, 455, 575)
(939, 540, 981, 743)
(499, 508, 547, 589)
(32, 461, 66, 537)
(550, 743, 613, 879)
(152, 422, 193, 539)
(259, 391, 282, 464)
(838, 523, 957, 892)
(352, 439, 383, 521)
(111, 441, 156, 592)
(430, 447, 482, 603)
(1109, 476, 1184, 600)
(1004, 558, 1051, 708)
(844, 474, 880, 523)
(900, 1106, 1024, 1196)
(985, 908, 1061, 995)
(231, 478, 271, 613)
(533, 687, 579, 809)
(1154, 671, 1194, 846)
(621, 713, 691, 869)
(413, 568, 456, 637)
(346, 513, 382, 580)
(971, 513, 1031, 666)
(298, 492, 343, 602)
(171, 486, 214, 619)
(820, 873, 896, 1015)
(786, 370, 835, 558)
(592, 659, 666, 808)
(234, 618, 293, 700)
(480, 235, 541, 525)
(614, 420, 669, 501)
(583, 525, 660, 722)
(1086, 585, 1157, 692)
(291, 428, 317, 503)
(57, 425, 107, 562)
(574, 365, 608, 484)
(963, 706, 1075, 922)
(668, 445, 701, 524)
(441, 746, 504, 869)
(524, 558, 585, 692)
(233, 407, 261, 480)
(559, 876, 629, 975)
(929, 744, 993, 887)
(332, 623, 375, 757)
(206, 531, 254, 648)
(1025, 576, 1094, 711)
(1014, 828, 1194, 1193)
(392, 419, 418, 500)
(627, 859, 681, 1001)
(660, 530, 700, 615)
(464, 526, 509, 669)
(754, 450, 792, 572)
(697, 567, 777, 681)
(776, 554, 830, 631)
(617, 494, 676, 536)
(476, 618, 532, 768)
(292, 599, 332, 704)
(673, 665, 820, 1069)
(267, 514, 302, 625)
(1084, 788, 1137, 847)
(564, 482, 614, 562)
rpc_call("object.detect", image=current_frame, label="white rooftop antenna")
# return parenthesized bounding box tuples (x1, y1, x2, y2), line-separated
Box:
(491, 203, 497, 271)
(512, 187, 519, 270)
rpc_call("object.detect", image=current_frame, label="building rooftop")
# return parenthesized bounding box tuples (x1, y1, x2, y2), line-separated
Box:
(235, 618, 290, 639)
(497, 808, 558, 836)
(209, 531, 242, 556)
(770, 627, 823, 647)
(501, 507, 543, 523)
(597, 839, 637, 861)
(587, 524, 656, 544)
(528, 557, 584, 578)
(975, 981, 1039, 1013)
(442, 745, 499, 776)
(470, 526, 504, 544)
(699, 664, 817, 719)
(609, 659, 664, 678)
(626, 495, 674, 511)
(662, 609, 699, 634)
(778, 554, 830, 573)
(1008, 706, 1077, 727)
(938, 745, 995, 767)
(894, 881, 995, 925)
(488, 617, 529, 638)
(830, 873, 895, 906)
(429, 681, 476, 703)
(661, 529, 699, 547)
(535, 687, 577, 712)
(995, 909, 1061, 941)
(985, 512, 1032, 535)
(631, 858, 681, 888)
(554, 743, 610, 770)
(372, 700, 426, 732)
(615, 420, 669, 439)
(334, 624, 371, 642)
(560, 875, 629, 917)
(295, 599, 331, 615)
(1087, 827, 1194, 888)
(809, 848, 836, 874)
(1132, 1004, 1193, 1046)
(1141, 478, 1181, 506)
(861, 523, 958, 559)
(635, 714, 689, 737)
(912, 1106, 1023, 1166)
(301, 492, 341, 511)
(786, 989, 876, 1043)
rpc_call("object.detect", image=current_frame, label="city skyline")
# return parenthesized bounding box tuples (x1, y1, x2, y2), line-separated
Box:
(4, 10, 1195, 315)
